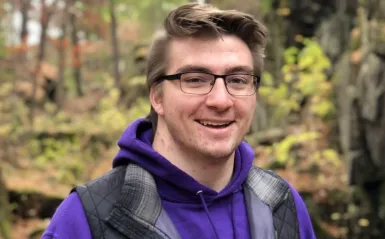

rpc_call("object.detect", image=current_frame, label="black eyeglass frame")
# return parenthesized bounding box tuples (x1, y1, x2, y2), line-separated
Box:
(157, 72, 261, 96)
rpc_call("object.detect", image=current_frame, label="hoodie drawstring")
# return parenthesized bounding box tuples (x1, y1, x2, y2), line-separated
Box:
(196, 190, 220, 239)
(230, 192, 236, 238)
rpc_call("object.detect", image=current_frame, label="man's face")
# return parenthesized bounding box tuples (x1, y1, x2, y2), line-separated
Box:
(151, 35, 257, 160)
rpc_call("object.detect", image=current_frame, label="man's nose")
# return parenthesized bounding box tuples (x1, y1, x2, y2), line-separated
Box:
(205, 78, 234, 110)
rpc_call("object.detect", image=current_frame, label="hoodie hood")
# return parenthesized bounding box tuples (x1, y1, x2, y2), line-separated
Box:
(113, 118, 255, 202)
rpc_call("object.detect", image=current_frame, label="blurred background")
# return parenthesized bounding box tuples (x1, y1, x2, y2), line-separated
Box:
(0, 0, 384, 238)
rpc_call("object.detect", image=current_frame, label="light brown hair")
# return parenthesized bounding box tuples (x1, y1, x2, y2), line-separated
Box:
(145, 3, 268, 134)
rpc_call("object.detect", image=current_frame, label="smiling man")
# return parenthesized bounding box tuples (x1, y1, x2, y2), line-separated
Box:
(42, 3, 315, 239)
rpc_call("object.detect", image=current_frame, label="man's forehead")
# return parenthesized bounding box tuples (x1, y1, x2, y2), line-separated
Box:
(174, 64, 254, 74)
(166, 36, 253, 74)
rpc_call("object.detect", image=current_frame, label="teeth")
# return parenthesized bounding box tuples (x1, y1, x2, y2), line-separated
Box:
(199, 121, 231, 126)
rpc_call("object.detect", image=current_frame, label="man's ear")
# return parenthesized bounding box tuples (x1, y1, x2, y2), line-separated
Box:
(150, 86, 164, 116)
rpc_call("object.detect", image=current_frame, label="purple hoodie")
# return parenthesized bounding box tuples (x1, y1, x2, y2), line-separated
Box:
(42, 118, 315, 239)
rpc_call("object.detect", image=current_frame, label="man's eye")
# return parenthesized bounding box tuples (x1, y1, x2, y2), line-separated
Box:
(184, 77, 209, 83)
(227, 77, 248, 84)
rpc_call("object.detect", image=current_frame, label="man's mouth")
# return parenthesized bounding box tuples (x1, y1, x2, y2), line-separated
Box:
(196, 120, 234, 128)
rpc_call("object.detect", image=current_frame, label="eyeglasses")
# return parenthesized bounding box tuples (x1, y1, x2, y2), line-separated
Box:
(159, 72, 260, 96)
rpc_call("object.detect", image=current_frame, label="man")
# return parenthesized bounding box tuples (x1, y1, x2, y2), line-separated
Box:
(42, 3, 315, 239)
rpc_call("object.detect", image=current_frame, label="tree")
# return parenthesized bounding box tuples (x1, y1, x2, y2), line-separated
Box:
(109, 0, 121, 91)
(19, 0, 30, 60)
(30, 0, 59, 128)
(56, 2, 70, 108)
(69, 0, 83, 96)
(0, 167, 10, 239)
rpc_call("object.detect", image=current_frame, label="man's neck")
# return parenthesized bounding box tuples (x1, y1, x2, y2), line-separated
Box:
(152, 132, 235, 192)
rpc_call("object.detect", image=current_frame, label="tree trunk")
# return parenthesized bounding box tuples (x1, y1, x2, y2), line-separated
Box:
(29, 0, 48, 128)
(14, 0, 30, 128)
(0, 169, 10, 239)
(109, 0, 121, 90)
(70, 0, 83, 96)
(19, 0, 30, 60)
(29, 0, 58, 128)
(56, 3, 69, 109)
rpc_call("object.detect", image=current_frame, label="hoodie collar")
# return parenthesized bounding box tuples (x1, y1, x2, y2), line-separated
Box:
(113, 118, 254, 203)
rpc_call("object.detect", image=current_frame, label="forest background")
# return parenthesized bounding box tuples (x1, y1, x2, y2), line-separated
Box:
(0, 0, 380, 238)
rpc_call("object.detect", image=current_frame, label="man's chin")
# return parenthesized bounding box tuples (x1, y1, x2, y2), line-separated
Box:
(200, 147, 235, 162)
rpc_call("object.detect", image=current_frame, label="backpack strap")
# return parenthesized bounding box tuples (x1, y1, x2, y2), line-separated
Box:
(245, 166, 299, 239)
(74, 164, 179, 239)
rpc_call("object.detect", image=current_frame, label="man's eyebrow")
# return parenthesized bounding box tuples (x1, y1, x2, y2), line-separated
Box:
(175, 65, 212, 74)
(175, 65, 254, 74)
(225, 66, 253, 74)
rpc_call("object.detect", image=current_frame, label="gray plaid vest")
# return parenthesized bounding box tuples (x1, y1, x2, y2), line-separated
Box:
(73, 164, 299, 239)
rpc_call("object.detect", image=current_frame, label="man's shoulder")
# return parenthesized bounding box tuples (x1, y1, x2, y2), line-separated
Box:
(251, 167, 316, 238)
(246, 166, 308, 208)
(42, 192, 92, 239)
(81, 165, 127, 187)
(246, 166, 307, 238)
(245, 165, 291, 210)
(73, 165, 127, 207)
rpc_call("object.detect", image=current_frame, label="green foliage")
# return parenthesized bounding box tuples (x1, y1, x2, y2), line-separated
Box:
(260, 39, 335, 123)
(261, 129, 342, 168)
(0, 30, 6, 57)
(128, 75, 146, 86)
(96, 74, 149, 134)
(258, 39, 341, 168)
(0, 82, 13, 137)
(259, 72, 301, 121)
(97, 76, 127, 132)
(30, 136, 84, 184)
(127, 97, 150, 121)
(74, 1, 85, 10)
(0, 183, 11, 239)
(312, 149, 341, 167)
(23, 74, 151, 184)
(0, 68, 151, 185)
(0, 75, 29, 142)
(272, 131, 320, 165)
(260, 0, 273, 15)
